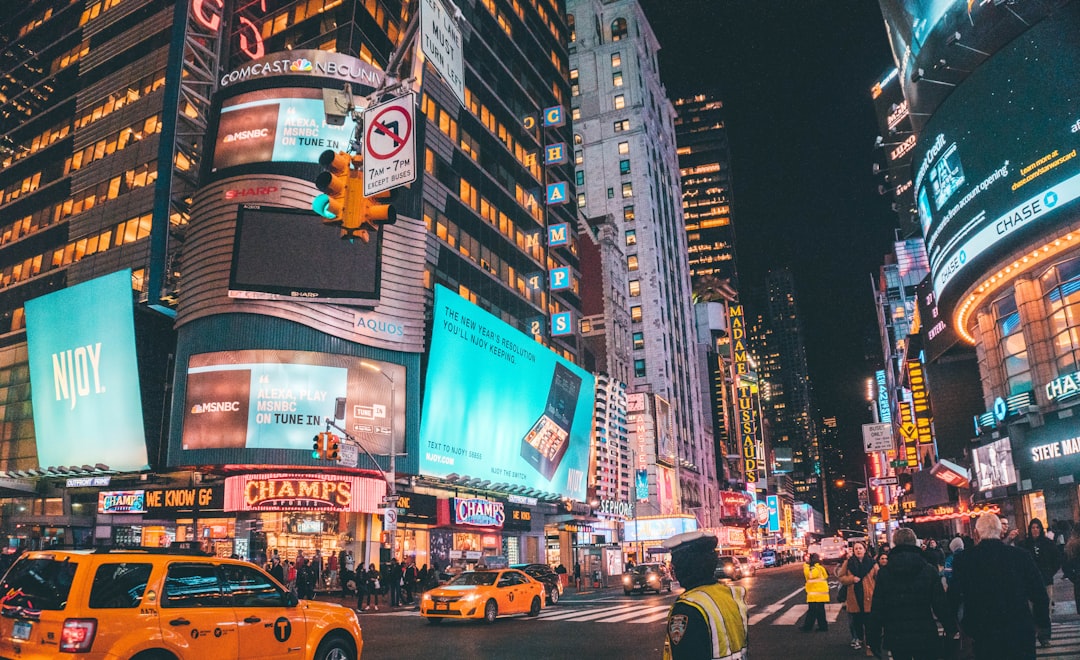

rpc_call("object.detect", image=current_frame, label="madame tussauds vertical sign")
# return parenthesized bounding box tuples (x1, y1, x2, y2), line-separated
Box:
(730, 304, 760, 482)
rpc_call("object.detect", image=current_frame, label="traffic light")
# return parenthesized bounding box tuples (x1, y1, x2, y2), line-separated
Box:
(311, 434, 325, 460)
(326, 434, 341, 461)
(313, 150, 351, 223)
(898, 473, 914, 493)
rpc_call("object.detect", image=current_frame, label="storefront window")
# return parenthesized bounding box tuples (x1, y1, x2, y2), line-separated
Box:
(1042, 255, 1080, 375)
(994, 293, 1031, 395)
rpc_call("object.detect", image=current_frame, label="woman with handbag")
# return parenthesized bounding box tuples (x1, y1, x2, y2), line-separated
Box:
(838, 541, 878, 653)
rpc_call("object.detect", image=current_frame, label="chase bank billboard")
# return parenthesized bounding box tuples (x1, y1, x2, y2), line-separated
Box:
(25, 270, 149, 472)
(419, 286, 595, 501)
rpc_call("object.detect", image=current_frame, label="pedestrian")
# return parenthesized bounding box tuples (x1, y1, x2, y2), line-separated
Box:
(555, 563, 567, 575)
(418, 564, 429, 595)
(1062, 536, 1080, 618)
(948, 513, 1050, 658)
(403, 559, 417, 604)
(871, 527, 956, 660)
(269, 556, 285, 586)
(573, 562, 582, 590)
(1020, 518, 1061, 613)
(799, 552, 830, 632)
(922, 538, 946, 574)
(327, 551, 339, 593)
(837, 540, 877, 652)
(286, 560, 297, 594)
(386, 557, 402, 607)
(661, 530, 748, 659)
(358, 563, 381, 611)
(1001, 518, 1020, 546)
(313, 549, 323, 591)
(943, 537, 965, 586)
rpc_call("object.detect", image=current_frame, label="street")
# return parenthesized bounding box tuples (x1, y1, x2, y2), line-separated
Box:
(342, 564, 1080, 659)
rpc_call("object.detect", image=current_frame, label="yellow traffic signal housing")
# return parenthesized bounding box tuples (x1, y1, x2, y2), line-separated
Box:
(313, 150, 351, 223)
(326, 434, 341, 461)
(311, 434, 325, 459)
(358, 189, 397, 231)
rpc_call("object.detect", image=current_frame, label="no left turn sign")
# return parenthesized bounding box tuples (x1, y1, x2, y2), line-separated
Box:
(363, 93, 417, 196)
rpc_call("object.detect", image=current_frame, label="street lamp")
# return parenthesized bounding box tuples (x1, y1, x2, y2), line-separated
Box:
(361, 361, 397, 560)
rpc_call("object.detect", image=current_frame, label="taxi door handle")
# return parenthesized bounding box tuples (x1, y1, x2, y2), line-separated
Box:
(244, 616, 261, 624)
(169, 618, 190, 626)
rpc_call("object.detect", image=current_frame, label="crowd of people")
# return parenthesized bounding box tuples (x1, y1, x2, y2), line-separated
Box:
(799, 513, 1079, 660)
(261, 549, 436, 610)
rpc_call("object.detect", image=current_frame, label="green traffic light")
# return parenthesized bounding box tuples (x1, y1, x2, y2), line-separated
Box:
(312, 194, 335, 219)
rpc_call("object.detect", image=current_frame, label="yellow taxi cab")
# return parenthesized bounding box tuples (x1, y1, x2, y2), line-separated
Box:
(0, 548, 362, 659)
(420, 568, 544, 624)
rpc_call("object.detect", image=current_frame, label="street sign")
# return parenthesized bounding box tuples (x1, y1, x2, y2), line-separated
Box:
(861, 422, 893, 453)
(890, 459, 907, 468)
(337, 442, 358, 468)
(363, 93, 416, 196)
(419, 0, 464, 107)
(383, 507, 398, 531)
(870, 476, 898, 488)
(381, 495, 400, 506)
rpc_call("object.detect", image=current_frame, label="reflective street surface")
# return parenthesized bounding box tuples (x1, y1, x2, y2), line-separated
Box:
(336, 563, 1080, 659)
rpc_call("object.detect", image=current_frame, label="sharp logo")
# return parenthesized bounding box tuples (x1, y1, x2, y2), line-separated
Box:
(225, 186, 278, 199)
(190, 401, 242, 414)
(52, 343, 103, 410)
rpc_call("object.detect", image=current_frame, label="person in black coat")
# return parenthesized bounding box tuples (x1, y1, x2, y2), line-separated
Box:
(269, 557, 286, 586)
(949, 513, 1051, 658)
(871, 528, 956, 660)
(1020, 518, 1061, 603)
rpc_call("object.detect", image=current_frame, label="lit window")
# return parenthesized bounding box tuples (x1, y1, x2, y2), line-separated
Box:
(625, 229, 636, 245)
(613, 72, 623, 87)
(633, 332, 644, 350)
(629, 280, 640, 296)
(614, 119, 629, 132)
(612, 18, 628, 41)
(577, 193, 586, 207)
(572, 107, 581, 120)
(621, 182, 633, 197)
(618, 141, 629, 154)
(624, 205, 635, 221)
(631, 306, 642, 322)
(627, 255, 638, 271)
(611, 52, 622, 68)
(575, 149, 583, 164)
(614, 94, 625, 110)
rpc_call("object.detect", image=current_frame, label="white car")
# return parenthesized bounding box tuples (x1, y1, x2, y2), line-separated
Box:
(735, 555, 756, 577)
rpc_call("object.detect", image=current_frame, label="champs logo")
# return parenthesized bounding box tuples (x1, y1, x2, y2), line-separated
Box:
(453, 498, 505, 527)
(245, 477, 353, 509)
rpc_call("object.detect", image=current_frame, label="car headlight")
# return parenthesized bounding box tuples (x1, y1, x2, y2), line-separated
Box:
(648, 575, 658, 582)
(724, 565, 733, 573)
(422, 593, 432, 602)
(622, 576, 630, 583)
(460, 592, 481, 602)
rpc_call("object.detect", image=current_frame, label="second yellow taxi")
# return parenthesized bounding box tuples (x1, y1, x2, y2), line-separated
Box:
(420, 568, 545, 624)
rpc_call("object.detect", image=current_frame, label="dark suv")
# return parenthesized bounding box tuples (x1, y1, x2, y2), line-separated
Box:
(511, 563, 563, 604)
(622, 563, 672, 595)
(715, 555, 743, 580)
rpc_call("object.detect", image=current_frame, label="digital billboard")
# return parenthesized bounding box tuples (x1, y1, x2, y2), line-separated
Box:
(211, 87, 356, 174)
(25, 270, 149, 472)
(972, 437, 1017, 492)
(229, 205, 381, 304)
(418, 286, 595, 501)
(181, 349, 404, 456)
(911, 5, 1080, 314)
(621, 516, 698, 543)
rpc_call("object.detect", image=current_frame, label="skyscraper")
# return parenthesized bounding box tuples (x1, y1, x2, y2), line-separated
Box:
(567, 0, 717, 524)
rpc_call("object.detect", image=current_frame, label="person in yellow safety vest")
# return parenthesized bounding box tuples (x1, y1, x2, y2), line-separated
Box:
(799, 553, 830, 632)
(662, 530, 749, 659)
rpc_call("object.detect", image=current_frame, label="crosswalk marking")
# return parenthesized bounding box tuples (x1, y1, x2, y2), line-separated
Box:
(769, 603, 843, 626)
(596, 604, 671, 622)
(538, 604, 633, 621)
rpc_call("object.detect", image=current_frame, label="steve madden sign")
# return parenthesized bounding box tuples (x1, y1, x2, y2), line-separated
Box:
(1045, 370, 1080, 402)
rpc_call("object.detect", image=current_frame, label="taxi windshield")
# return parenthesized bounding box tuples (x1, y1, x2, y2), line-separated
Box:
(448, 571, 498, 587)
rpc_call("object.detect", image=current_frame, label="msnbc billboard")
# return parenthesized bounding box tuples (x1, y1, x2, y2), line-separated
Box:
(181, 349, 404, 457)
(25, 270, 149, 472)
(419, 286, 595, 501)
(912, 6, 1080, 313)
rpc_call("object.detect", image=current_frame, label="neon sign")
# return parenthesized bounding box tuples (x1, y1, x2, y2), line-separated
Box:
(192, 0, 265, 60)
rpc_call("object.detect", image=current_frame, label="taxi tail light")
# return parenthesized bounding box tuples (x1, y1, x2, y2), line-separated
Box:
(60, 618, 97, 653)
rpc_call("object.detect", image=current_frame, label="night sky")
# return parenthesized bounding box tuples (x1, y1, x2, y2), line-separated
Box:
(638, 0, 900, 475)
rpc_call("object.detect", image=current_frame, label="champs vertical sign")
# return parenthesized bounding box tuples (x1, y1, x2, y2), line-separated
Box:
(730, 304, 759, 482)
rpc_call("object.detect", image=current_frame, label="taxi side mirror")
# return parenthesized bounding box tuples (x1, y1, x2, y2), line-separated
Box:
(285, 592, 299, 607)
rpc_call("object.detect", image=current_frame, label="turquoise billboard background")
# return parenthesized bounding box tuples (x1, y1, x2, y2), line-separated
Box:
(419, 286, 595, 501)
(25, 270, 149, 472)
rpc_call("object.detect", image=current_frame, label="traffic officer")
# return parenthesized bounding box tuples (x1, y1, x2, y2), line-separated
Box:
(662, 530, 749, 660)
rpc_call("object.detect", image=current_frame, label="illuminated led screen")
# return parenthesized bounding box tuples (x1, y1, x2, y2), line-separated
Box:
(418, 286, 595, 501)
(911, 6, 1080, 311)
(181, 349, 404, 458)
(25, 270, 149, 472)
(211, 87, 356, 173)
(972, 437, 1017, 492)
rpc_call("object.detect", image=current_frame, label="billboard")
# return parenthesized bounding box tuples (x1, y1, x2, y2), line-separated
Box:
(25, 270, 149, 472)
(229, 205, 381, 304)
(621, 516, 698, 543)
(972, 437, 1017, 492)
(181, 349, 404, 457)
(912, 7, 1080, 313)
(766, 495, 781, 533)
(418, 286, 595, 501)
(211, 87, 356, 173)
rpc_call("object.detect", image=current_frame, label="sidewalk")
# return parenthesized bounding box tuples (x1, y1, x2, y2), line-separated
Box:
(1052, 573, 1077, 620)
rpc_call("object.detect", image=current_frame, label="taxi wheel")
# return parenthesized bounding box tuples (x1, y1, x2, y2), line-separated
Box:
(548, 587, 560, 605)
(528, 596, 541, 617)
(483, 599, 498, 624)
(314, 634, 355, 660)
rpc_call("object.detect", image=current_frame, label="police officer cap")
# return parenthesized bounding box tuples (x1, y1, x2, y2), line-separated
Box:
(663, 530, 718, 555)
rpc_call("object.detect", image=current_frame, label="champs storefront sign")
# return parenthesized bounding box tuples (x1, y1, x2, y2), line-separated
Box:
(223, 473, 385, 512)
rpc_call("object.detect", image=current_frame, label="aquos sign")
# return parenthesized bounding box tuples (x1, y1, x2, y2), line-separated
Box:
(453, 498, 505, 528)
